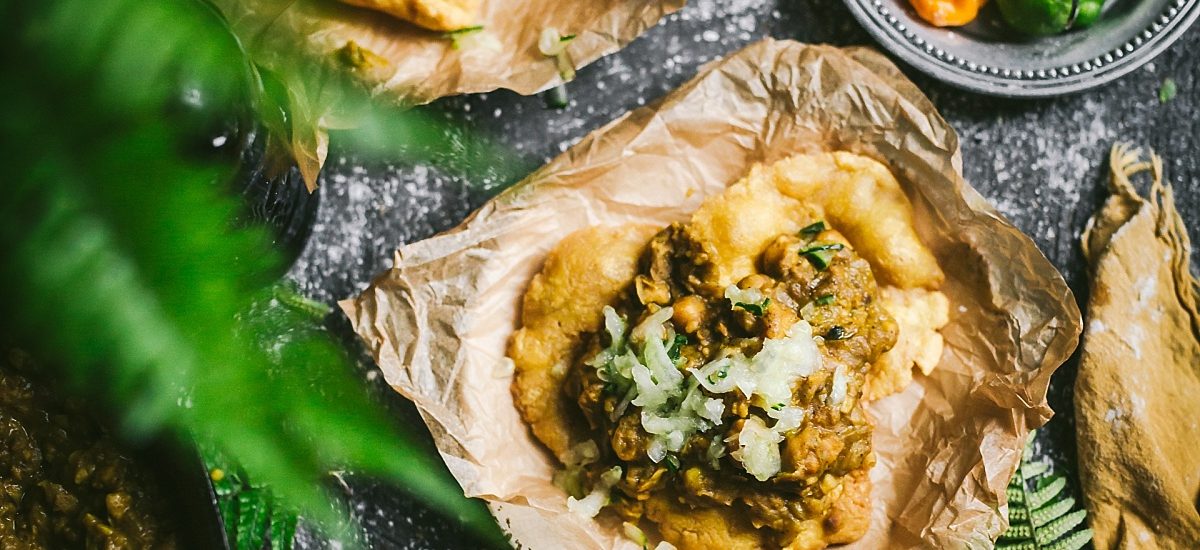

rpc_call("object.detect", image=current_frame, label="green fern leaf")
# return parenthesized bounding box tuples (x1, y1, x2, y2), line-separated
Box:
(1028, 476, 1067, 509)
(994, 430, 1092, 550)
(1032, 497, 1075, 527)
(1001, 523, 1033, 541)
(1034, 510, 1088, 546)
(995, 541, 1037, 550)
(1045, 528, 1093, 550)
(2, 0, 508, 546)
(1022, 461, 1050, 479)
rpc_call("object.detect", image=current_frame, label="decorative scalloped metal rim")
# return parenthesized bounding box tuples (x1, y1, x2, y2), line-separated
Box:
(845, 0, 1200, 96)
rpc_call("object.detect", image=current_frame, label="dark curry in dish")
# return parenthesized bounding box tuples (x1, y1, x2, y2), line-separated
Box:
(0, 349, 178, 549)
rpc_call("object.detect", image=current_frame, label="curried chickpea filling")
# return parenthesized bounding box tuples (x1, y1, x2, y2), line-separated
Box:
(563, 219, 898, 548)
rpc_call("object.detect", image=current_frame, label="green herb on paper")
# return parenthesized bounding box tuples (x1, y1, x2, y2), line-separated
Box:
(539, 28, 576, 108)
(443, 25, 485, 50)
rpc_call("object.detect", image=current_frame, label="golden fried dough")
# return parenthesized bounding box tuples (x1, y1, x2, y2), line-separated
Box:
(509, 225, 657, 461)
(681, 152, 942, 293)
(865, 287, 950, 400)
(681, 164, 809, 292)
(510, 152, 946, 548)
(822, 468, 872, 544)
(772, 152, 944, 290)
(338, 0, 480, 31)
(644, 494, 764, 550)
(782, 470, 871, 549)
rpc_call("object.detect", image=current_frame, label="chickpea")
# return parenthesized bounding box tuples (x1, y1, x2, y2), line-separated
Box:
(635, 275, 671, 305)
(760, 235, 800, 278)
(738, 273, 773, 290)
(671, 295, 708, 333)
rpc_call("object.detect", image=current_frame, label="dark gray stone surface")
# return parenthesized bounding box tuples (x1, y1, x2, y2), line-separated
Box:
(288, 0, 1199, 547)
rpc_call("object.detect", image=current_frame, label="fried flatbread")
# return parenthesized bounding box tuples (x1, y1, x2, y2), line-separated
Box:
(338, 0, 480, 31)
(509, 153, 948, 548)
(509, 224, 657, 461)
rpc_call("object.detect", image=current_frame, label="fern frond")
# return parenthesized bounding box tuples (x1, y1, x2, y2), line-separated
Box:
(1001, 523, 1033, 541)
(2, 0, 507, 546)
(1034, 510, 1088, 546)
(1031, 497, 1075, 527)
(995, 430, 1092, 550)
(995, 540, 1037, 550)
(1045, 528, 1093, 550)
(1028, 476, 1067, 509)
(1022, 461, 1050, 479)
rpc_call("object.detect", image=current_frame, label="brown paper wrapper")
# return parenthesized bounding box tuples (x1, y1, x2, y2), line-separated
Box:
(340, 40, 1081, 548)
(212, 0, 680, 190)
(1076, 145, 1200, 549)
(216, 0, 682, 103)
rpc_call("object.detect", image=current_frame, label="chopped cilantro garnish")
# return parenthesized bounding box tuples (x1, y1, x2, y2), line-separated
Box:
(815, 294, 836, 306)
(800, 243, 844, 254)
(443, 25, 485, 50)
(445, 24, 484, 35)
(664, 454, 680, 473)
(667, 333, 688, 361)
(706, 365, 729, 384)
(734, 298, 771, 316)
(560, 34, 576, 42)
(771, 403, 785, 411)
(800, 243, 844, 270)
(825, 325, 849, 340)
(799, 220, 827, 239)
(544, 84, 569, 108)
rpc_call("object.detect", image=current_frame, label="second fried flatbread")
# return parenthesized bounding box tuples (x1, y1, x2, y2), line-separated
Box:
(509, 225, 657, 461)
(338, 0, 481, 31)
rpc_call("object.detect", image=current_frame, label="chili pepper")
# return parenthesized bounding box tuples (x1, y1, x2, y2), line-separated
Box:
(907, 0, 988, 27)
(996, 0, 1103, 36)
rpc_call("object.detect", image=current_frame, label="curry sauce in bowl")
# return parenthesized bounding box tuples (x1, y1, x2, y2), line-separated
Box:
(0, 349, 223, 550)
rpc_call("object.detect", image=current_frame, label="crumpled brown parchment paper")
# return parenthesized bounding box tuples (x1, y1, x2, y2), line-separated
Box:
(1076, 144, 1200, 549)
(215, 0, 681, 103)
(210, 0, 681, 189)
(339, 40, 1081, 549)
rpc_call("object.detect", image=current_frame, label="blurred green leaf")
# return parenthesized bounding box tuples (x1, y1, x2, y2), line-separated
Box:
(0, 0, 507, 547)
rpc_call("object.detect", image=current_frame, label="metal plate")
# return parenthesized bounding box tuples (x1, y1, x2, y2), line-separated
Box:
(843, 0, 1200, 97)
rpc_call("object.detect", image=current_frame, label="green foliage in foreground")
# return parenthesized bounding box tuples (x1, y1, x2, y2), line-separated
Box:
(0, 0, 504, 546)
(996, 432, 1093, 550)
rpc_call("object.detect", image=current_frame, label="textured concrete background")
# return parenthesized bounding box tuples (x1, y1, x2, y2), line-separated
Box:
(289, 1, 1199, 547)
